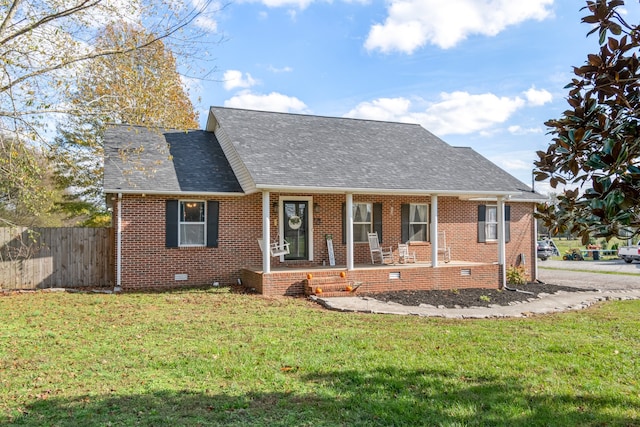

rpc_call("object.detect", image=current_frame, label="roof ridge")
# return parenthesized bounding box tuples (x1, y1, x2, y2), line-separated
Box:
(209, 106, 423, 127)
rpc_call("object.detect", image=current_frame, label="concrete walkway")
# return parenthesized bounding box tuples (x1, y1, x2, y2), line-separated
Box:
(313, 259, 640, 318)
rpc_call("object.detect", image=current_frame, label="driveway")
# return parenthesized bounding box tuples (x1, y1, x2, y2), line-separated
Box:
(537, 259, 640, 291)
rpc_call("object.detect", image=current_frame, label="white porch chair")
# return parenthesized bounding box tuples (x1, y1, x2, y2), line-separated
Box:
(257, 239, 290, 257)
(437, 231, 451, 263)
(398, 243, 416, 263)
(367, 232, 394, 264)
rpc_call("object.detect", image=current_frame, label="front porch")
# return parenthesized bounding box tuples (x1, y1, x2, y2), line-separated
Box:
(241, 261, 500, 296)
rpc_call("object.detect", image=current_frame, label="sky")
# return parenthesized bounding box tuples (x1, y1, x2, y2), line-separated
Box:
(186, 0, 640, 194)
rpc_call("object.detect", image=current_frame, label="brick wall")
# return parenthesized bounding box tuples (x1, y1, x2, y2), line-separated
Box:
(112, 193, 535, 293)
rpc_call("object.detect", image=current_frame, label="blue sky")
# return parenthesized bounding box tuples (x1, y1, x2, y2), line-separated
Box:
(187, 0, 640, 193)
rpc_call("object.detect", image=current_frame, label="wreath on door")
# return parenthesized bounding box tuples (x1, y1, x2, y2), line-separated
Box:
(288, 215, 302, 230)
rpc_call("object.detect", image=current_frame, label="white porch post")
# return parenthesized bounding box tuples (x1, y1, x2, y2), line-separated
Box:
(497, 196, 506, 289)
(346, 193, 354, 271)
(262, 191, 271, 274)
(533, 204, 539, 282)
(431, 195, 438, 268)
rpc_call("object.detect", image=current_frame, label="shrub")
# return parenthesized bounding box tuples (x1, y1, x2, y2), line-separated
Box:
(506, 265, 527, 285)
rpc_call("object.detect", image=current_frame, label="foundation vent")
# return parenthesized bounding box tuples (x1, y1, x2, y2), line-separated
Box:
(175, 274, 188, 281)
(389, 272, 401, 280)
(460, 269, 471, 276)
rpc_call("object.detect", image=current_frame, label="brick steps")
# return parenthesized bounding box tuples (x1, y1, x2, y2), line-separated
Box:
(304, 276, 361, 297)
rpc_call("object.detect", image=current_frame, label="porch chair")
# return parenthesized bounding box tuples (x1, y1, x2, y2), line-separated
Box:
(437, 231, 451, 263)
(397, 243, 417, 263)
(257, 239, 290, 257)
(367, 232, 394, 264)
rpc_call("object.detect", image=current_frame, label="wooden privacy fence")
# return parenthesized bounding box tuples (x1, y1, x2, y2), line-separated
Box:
(0, 227, 114, 290)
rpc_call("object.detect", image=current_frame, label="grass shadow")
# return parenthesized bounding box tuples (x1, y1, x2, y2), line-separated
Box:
(4, 367, 637, 426)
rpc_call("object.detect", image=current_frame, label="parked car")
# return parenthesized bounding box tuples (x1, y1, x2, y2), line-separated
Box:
(618, 244, 640, 263)
(537, 240, 556, 261)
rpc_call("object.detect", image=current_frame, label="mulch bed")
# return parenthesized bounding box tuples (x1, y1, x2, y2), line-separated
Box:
(360, 283, 591, 308)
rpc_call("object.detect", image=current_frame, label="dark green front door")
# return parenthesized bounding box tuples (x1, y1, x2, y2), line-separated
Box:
(283, 201, 308, 260)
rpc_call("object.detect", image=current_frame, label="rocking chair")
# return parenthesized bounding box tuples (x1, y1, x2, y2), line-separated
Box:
(398, 243, 417, 263)
(367, 232, 394, 264)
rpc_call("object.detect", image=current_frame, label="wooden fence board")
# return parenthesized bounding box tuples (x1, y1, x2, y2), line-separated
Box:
(0, 227, 114, 290)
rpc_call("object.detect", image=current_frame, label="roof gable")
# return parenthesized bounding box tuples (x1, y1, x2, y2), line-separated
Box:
(104, 125, 243, 194)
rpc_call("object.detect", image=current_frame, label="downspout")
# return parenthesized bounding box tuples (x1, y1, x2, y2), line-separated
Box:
(431, 195, 438, 268)
(116, 193, 122, 291)
(497, 196, 506, 289)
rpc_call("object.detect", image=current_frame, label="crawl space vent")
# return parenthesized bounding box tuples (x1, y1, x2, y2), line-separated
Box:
(389, 272, 401, 280)
(174, 274, 188, 281)
(460, 269, 471, 276)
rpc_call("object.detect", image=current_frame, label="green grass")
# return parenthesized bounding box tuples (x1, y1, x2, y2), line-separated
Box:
(550, 238, 624, 261)
(1, 289, 639, 426)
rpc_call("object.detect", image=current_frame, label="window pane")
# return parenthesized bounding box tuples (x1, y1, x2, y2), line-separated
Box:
(181, 202, 204, 222)
(353, 203, 371, 223)
(180, 224, 205, 245)
(409, 224, 427, 242)
(353, 224, 369, 243)
(486, 206, 497, 222)
(486, 224, 497, 240)
(410, 204, 427, 223)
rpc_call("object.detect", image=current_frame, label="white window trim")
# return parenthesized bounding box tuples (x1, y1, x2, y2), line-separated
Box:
(179, 200, 207, 247)
(409, 203, 429, 242)
(353, 202, 372, 243)
(485, 205, 498, 241)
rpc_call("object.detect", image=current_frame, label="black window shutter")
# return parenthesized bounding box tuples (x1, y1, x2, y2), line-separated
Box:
(373, 202, 383, 241)
(505, 205, 511, 243)
(477, 205, 486, 243)
(342, 203, 346, 244)
(166, 200, 179, 248)
(207, 201, 219, 248)
(401, 204, 409, 243)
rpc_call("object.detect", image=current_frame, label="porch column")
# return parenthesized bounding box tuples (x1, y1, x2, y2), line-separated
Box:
(346, 193, 354, 270)
(533, 204, 539, 282)
(431, 195, 438, 268)
(497, 196, 506, 289)
(262, 191, 271, 274)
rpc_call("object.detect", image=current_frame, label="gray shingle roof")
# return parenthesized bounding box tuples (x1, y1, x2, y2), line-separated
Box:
(103, 125, 243, 194)
(209, 107, 543, 200)
(102, 109, 544, 201)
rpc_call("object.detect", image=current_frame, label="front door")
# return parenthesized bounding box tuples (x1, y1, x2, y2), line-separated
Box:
(283, 201, 308, 260)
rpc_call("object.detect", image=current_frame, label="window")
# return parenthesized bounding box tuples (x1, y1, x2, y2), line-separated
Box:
(353, 203, 372, 242)
(477, 204, 509, 243)
(485, 205, 497, 241)
(166, 200, 219, 248)
(408, 204, 428, 241)
(179, 201, 206, 246)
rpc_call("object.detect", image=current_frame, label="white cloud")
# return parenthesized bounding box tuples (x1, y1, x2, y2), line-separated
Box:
(268, 65, 294, 73)
(224, 90, 309, 113)
(365, 0, 554, 53)
(248, 0, 315, 9)
(508, 125, 543, 135)
(523, 86, 553, 106)
(345, 92, 525, 135)
(223, 70, 258, 91)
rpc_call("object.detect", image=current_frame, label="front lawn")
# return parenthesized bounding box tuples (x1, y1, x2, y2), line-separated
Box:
(1, 289, 639, 426)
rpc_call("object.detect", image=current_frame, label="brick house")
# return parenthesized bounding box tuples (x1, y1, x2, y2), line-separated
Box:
(104, 107, 547, 296)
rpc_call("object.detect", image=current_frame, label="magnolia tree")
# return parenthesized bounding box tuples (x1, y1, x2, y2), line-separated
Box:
(0, 0, 218, 223)
(535, 0, 640, 243)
